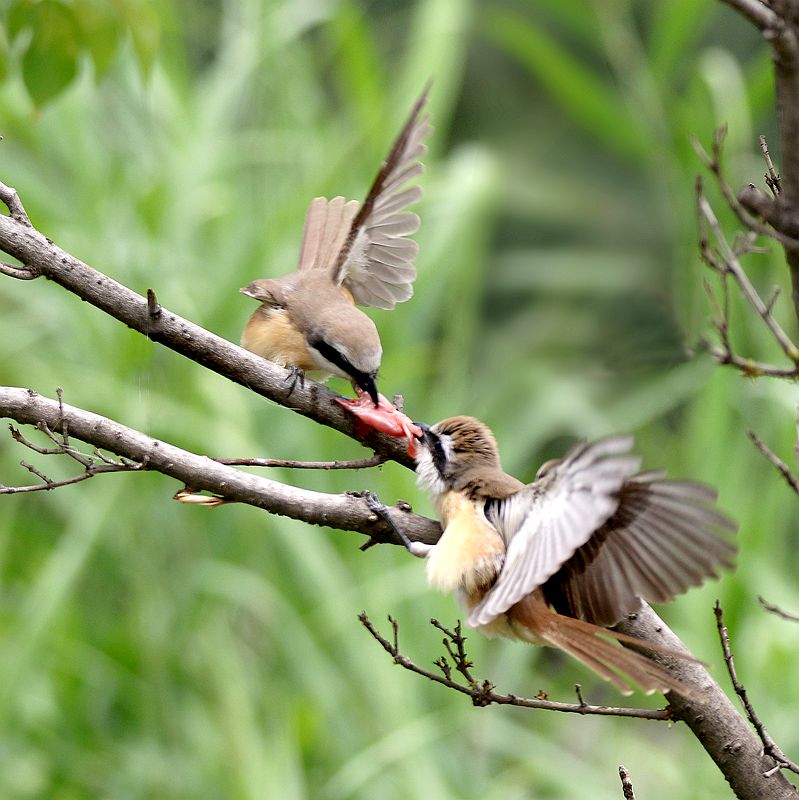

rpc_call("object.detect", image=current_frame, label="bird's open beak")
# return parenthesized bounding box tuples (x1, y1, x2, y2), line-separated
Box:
(239, 285, 256, 298)
(356, 374, 380, 407)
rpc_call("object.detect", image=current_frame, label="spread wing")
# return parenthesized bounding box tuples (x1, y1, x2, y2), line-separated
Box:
(296, 195, 360, 275)
(332, 87, 431, 310)
(469, 437, 642, 627)
(542, 475, 737, 626)
(294, 89, 431, 309)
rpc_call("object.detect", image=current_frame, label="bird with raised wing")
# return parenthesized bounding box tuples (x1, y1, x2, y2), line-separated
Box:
(241, 89, 431, 425)
(401, 416, 737, 695)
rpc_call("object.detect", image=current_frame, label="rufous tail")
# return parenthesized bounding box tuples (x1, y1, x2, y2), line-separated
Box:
(511, 596, 694, 696)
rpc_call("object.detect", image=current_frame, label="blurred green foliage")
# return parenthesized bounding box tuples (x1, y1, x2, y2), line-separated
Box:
(0, 0, 797, 798)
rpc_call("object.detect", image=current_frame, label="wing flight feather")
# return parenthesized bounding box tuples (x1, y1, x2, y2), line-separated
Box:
(469, 436, 641, 627)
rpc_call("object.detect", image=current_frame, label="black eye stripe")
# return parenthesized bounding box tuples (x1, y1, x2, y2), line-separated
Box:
(308, 338, 374, 385)
(429, 434, 448, 473)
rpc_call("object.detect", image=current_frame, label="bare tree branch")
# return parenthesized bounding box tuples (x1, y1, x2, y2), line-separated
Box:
(0, 261, 37, 279)
(748, 429, 799, 495)
(0, 185, 415, 470)
(758, 595, 799, 622)
(714, 600, 799, 777)
(720, 0, 782, 32)
(618, 605, 797, 798)
(696, 175, 799, 377)
(720, 0, 799, 323)
(0, 418, 145, 493)
(697, 189, 799, 363)
(693, 130, 799, 249)
(761, 134, 782, 197)
(0, 387, 440, 548)
(0, 181, 32, 226)
(358, 612, 673, 720)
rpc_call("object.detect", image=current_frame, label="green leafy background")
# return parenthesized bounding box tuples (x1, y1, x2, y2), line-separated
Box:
(0, 0, 797, 797)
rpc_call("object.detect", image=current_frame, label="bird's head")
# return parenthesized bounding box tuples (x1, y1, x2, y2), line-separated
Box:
(414, 416, 501, 495)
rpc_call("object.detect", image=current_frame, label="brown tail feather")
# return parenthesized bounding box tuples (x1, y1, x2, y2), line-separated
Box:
(510, 594, 694, 696)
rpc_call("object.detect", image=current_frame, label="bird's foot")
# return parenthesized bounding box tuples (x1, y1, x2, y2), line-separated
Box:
(283, 366, 306, 397)
(359, 491, 427, 555)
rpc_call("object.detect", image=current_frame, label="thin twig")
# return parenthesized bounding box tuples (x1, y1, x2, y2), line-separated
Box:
(693, 132, 799, 250)
(719, 0, 781, 31)
(0, 181, 32, 225)
(697, 180, 799, 375)
(358, 612, 673, 720)
(760, 134, 782, 197)
(146, 288, 162, 319)
(575, 683, 587, 708)
(215, 454, 386, 470)
(0, 261, 37, 279)
(20, 460, 54, 484)
(3, 418, 146, 494)
(714, 601, 799, 776)
(706, 345, 799, 377)
(758, 596, 799, 623)
(618, 765, 636, 800)
(0, 463, 135, 494)
(748, 430, 799, 495)
(697, 190, 799, 363)
(431, 618, 478, 686)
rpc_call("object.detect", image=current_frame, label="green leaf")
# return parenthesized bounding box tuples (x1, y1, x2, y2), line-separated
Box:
(73, 0, 124, 79)
(19, 1, 80, 107)
(7, 0, 35, 41)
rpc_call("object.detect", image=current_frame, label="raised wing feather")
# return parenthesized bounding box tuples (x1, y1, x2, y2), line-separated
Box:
(543, 476, 737, 626)
(296, 196, 360, 273)
(469, 437, 641, 627)
(330, 87, 432, 310)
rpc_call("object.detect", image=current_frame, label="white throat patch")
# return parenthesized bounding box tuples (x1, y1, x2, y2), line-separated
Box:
(415, 434, 453, 500)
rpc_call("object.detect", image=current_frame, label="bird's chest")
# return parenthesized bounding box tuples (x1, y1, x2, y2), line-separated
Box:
(241, 306, 320, 373)
(425, 491, 505, 598)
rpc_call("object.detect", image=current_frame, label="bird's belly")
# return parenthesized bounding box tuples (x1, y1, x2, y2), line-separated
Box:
(241, 307, 322, 374)
(425, 492, 505, 597)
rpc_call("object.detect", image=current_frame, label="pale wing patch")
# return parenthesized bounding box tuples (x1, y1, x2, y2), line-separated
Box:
(468, 436, 641, 627)
(544, 477, 737, 626)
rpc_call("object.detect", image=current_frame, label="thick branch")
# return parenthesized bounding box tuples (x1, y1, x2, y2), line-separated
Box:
(0, 387, 440, 547)
(617, 605, 797, 799)
(0, 201, 415, 469)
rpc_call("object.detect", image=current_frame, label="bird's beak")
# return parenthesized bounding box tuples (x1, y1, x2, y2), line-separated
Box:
(239, 285, 256, 298)
(413, 422, 430, 441)
(356, 373, 380, 407)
